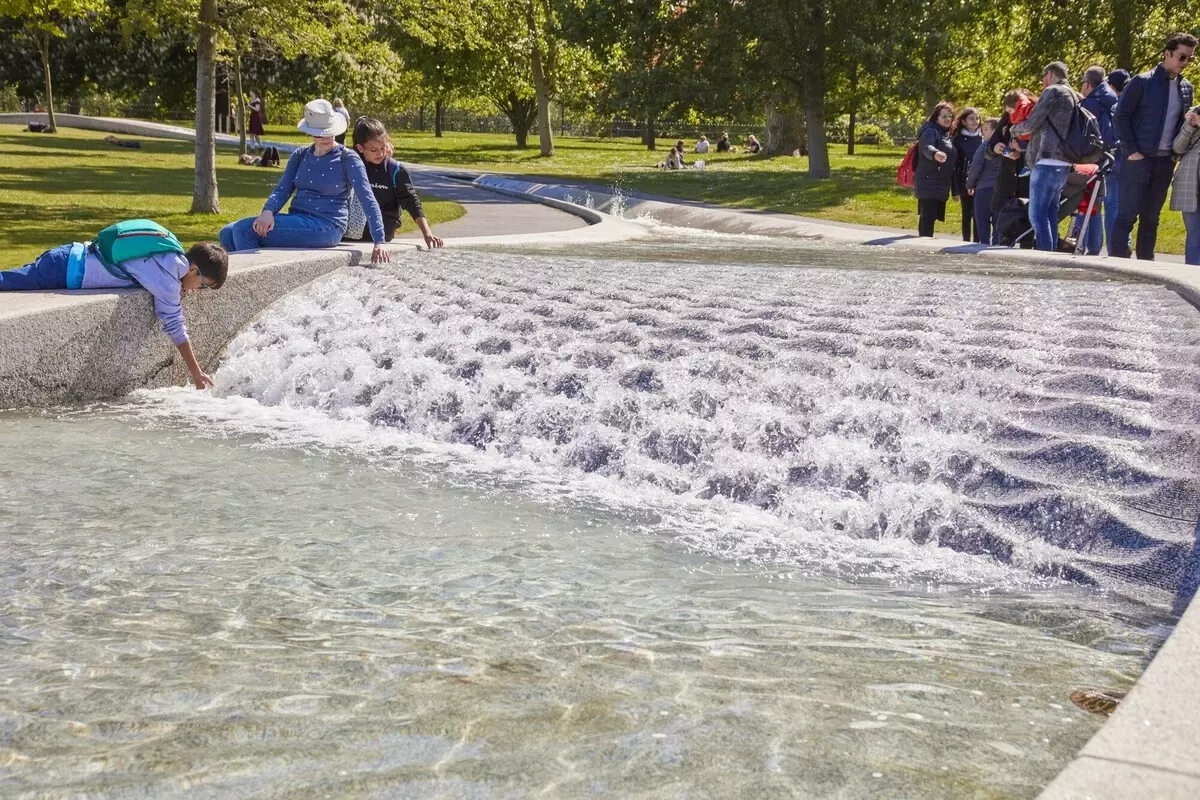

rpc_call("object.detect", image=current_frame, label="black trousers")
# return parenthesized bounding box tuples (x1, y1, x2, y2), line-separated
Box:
(917, 199, 946, 237)
(1112, 155, 1175, 260)
(960, 195, 977, 241)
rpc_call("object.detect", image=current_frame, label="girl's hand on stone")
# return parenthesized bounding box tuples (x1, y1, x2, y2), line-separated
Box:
(253, 210, 275, 237)
(424, 233, 443, 249)
(371, 244, 391, 264)
(192, 370, 215, 390)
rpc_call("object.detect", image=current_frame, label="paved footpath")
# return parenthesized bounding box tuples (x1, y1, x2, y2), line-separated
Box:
(399, 167, 586, 239)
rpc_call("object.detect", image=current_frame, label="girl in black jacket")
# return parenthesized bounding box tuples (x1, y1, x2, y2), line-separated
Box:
(915, 102, 956, 237)
(344, 117, 443, 248)
(951, 107, 983, 241)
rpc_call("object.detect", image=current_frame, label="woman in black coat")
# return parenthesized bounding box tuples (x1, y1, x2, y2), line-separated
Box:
(951, 107, 983, 241)
(915, 102, 956, 237)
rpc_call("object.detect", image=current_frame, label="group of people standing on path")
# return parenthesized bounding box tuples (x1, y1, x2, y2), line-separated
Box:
(913, 31, 1200, 265)
(1, 98, 444, 391)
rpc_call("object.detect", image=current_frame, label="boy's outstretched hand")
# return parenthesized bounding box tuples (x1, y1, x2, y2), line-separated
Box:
(177, 341, 214, 391)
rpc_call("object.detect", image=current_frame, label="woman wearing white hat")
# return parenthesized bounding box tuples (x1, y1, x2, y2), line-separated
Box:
(219, 99, 390, 263)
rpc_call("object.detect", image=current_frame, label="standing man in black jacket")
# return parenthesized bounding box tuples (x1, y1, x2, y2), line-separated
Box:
(1111, 32, 1197, 260)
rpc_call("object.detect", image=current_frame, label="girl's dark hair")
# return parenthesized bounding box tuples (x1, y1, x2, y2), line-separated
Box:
(950, 107, 979, 136)
(352, 116, 389, 148)
(927, 101, 955, 126)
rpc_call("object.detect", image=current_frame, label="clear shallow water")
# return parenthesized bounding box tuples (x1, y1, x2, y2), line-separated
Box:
(2, 238, 1197, 797)
(0, 414, 1158, 798)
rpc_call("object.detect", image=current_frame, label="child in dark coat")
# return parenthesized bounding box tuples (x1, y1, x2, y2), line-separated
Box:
(951, 108, 984, 241)
(344, 117, 443, 248)
(965, 118, 1003, 244)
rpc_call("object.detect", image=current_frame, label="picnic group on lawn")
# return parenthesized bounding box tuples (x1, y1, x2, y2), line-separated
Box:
(0, 101, 443, 390)
(910, 31, 1200, 265)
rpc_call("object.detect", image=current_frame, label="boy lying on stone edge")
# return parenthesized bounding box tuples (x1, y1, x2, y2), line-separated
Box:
(0, 221, 229, 390)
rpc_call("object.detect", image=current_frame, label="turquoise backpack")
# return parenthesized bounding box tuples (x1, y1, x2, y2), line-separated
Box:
(92, 219, 185, 282)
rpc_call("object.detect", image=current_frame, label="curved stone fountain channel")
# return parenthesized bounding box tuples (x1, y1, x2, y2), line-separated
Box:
(2, 116, 1199, 796)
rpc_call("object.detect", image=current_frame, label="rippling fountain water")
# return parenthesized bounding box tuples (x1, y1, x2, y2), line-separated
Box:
(218, 244, 1200, 606)
(2, 235, 1198, 797)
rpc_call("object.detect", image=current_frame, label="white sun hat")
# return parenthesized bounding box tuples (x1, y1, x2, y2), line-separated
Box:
(296, 99, 347, 137)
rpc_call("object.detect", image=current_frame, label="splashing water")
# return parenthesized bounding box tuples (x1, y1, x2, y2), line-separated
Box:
(199, 245, 1200, 608)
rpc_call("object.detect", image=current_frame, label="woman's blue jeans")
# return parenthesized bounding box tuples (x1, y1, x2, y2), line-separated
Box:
(219, 212, 343, 252)
(1184, 210, 1200, 266)
(1028, 164, 1071, 251)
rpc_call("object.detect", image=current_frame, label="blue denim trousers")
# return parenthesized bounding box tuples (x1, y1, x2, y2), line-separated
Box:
(1184, 210, 1200, 266)
(1027, 164, 1071, 251)
(218, 212, 343, 252)
(1103, 173, 1125, 255)
(0, 244, 71, 290)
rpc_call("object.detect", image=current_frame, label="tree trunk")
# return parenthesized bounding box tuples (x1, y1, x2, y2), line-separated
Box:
(804, 1, 831, 179)
(435, 99, 445, 137)
(38, 34, 56, 132)
(493, 92, 536, 148)
(234, 52, 247, 156)
(526, 0, 554, 156)
(847, 64, 858, 155)
(419, 106, 425, 132)
(921, 36, 939, 112)
(1110, 1, 1135, 68)
(765, 99, 804, 156)
(192, 0, 220, 213)
(645, 115, 656, 151)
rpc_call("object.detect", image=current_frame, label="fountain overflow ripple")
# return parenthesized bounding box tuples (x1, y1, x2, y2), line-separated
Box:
(213, 248, 1200, 608)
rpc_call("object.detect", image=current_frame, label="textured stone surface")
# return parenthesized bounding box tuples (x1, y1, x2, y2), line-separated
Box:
(1039, 756, 1200, 799)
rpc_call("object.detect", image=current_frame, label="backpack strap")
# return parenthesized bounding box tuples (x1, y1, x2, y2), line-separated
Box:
(86, 242, 138, 284)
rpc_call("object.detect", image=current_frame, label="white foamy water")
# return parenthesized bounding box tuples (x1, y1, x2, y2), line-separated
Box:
(171, 245, 1199, 607)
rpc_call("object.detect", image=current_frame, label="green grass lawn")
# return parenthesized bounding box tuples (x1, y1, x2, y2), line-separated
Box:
(0, 128, 465, 268)
(4, 124, 1189, 261)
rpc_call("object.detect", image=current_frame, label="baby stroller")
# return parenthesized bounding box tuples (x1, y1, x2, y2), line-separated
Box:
(1004, 153, 1116, 252)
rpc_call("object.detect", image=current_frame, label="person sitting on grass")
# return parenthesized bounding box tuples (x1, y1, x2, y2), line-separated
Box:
(746, 133, 762, 154)
(218, 99, 390, 265)
(716, 132, 732, 152)
(344, 116, 443, 249)
(0, 219, 228, 389)
(695, 135, 710, 154)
